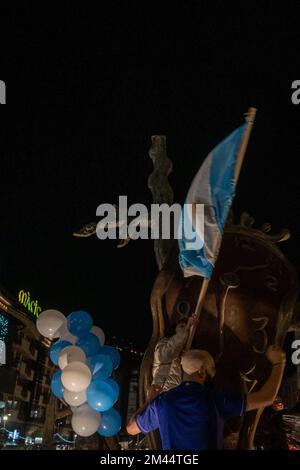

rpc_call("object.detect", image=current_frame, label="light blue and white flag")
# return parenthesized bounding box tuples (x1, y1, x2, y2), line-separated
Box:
(178, 124, 245, 279)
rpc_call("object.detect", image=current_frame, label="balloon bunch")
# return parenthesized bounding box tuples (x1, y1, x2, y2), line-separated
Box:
(36, 309, 122, 437)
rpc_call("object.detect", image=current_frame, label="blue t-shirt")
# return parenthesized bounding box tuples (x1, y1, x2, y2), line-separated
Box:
(136, 381, 245, 450)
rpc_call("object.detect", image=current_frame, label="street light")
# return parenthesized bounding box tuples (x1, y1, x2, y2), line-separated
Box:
(3, 415, 8, 421)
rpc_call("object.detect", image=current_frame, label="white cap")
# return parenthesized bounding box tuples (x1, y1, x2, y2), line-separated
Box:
(181, 349, 215, 378)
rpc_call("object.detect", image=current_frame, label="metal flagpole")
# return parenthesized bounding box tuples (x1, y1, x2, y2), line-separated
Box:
(185, 107, 257, 351)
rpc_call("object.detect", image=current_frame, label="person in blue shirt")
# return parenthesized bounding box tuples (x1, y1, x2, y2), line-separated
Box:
(127, 345, 286, 450)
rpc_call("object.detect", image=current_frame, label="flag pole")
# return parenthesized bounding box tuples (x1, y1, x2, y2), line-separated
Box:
(234, 107, 257, 181)
(185, 107, 257, 351)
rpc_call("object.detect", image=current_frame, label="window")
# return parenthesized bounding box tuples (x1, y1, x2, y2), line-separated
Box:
(25, 362, 32, 376)
(6, 400, 18, 410)
(30, 409, 39, 419)
(14, 334, 22, 345)
(29, 341, 36, 356)
(21, 386, 29, 399)
(43, 393, 50, 405)
(18, 401, 30, 420)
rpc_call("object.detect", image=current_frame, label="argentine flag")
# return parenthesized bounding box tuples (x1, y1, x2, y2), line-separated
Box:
(178, 124, 245, 279)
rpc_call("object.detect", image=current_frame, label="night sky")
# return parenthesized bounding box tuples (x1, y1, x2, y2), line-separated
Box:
(1, 3, 300, 349)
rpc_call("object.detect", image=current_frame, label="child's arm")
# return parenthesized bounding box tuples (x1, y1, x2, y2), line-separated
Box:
(156, 315, 198, 362)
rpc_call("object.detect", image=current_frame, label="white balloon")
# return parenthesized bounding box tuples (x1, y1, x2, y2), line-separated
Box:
(91, 326, 105, 346)
(57, 320, 68, 337)
(64, 389, 87, 407)
(71, 404, 100, 437)
(61, 361, 91, 392)
(58, 323, 77, 344)
(58, 345, 86, 370)
(36, 310, 66, 339)
(60, 333, 78, 345)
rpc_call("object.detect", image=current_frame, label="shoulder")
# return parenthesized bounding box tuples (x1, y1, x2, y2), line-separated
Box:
(211, 387, 241, 401)
(211, 387, 245, 417)
(153, 386, 179, 405)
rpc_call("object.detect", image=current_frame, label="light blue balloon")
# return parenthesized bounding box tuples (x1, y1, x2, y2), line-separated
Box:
(67, 310, 93, 338)
(51, 370, 64, 399)
(97, 408, 122, 437)
(87, 379, 115, 412)
(89, 353, 113, 380)
(76, 333, 101, 357)
(100, 345, 121, 369)
(104, 378, 119, 404)
(50, 340, 72, 365)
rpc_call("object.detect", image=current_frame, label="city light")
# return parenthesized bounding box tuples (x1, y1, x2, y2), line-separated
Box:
(0, 313, 9, 340)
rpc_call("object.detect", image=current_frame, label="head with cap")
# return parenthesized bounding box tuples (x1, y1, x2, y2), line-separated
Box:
(181, 349, 216, 384)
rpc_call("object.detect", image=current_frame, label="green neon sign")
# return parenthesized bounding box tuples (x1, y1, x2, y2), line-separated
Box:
(18, 290, 42, 318)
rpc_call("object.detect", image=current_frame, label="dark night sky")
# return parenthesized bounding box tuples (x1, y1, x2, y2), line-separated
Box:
(0, 3, 300, 349)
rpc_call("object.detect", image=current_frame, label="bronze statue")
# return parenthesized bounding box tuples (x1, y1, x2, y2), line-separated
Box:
(74, 135, 298, 449)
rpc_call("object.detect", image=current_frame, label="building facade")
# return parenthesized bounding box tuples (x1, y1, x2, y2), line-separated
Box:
(0, 285, 65, 447)
(0, 286, 144, 449)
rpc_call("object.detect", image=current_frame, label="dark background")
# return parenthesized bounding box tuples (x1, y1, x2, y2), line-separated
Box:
(0, 2, 299, 349)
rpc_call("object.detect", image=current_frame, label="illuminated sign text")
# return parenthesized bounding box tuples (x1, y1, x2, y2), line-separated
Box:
(18, 290, 42, 318)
